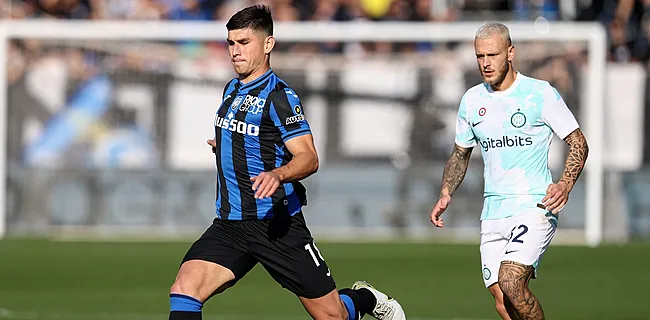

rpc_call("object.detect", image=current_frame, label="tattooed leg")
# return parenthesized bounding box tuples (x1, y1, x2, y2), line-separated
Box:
(504, 294, 523, 320)
(498, 261, 544, 320)
(488, 283, 518, 320)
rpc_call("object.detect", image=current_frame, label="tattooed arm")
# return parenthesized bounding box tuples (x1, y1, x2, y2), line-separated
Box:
(541, 128, 589, 213)
(559, 128, 589, 191)
(430, 144, 473, 227)
(440, 144, 473, 196)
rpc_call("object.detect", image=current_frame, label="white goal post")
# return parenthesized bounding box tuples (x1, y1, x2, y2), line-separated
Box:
(0, 20, 606, 246)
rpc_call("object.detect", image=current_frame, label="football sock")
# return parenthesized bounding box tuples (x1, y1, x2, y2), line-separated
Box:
(169, 294, 203, 320)
(355, 288, 378, 314)
(338, 289, 359, 320)
(339, 288, 376, 319)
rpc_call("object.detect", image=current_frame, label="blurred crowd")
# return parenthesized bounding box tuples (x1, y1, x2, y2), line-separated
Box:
(3, 0, 650, 63)
(1, 0, 556, 23)
(2, 1, 634, 114)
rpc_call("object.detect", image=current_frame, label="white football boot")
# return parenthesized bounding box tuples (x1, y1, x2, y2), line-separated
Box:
(352, 281, 406, 320)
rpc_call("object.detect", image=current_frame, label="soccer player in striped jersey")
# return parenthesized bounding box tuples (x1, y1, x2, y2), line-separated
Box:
(430, 23, 589, 320)
(168, 5, 405, 320)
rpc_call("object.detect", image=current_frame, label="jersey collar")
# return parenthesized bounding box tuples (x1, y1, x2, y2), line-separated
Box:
(237, 68, 274, 91)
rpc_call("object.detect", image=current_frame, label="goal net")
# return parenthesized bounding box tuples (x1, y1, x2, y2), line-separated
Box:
(0, 20, 606, 245)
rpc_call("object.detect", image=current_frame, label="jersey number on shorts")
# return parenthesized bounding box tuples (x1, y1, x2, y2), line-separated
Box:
(304, 241, 325, 266)
(510, 225, 529, 243)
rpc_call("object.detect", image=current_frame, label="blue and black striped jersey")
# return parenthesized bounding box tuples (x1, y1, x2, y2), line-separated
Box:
(213, 69, 311, 220)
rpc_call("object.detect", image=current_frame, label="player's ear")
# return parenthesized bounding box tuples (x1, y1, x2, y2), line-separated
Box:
(264, 36, 275, 54)
(507, 45, 515, 62)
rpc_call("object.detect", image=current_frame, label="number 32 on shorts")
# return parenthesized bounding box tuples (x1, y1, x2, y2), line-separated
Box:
(510, 224, 529, 243)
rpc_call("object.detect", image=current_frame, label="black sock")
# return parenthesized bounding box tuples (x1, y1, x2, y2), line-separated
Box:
(169, 311, 202, 320)
(355, 288, 378, 315)
(339, 288, 377, 319)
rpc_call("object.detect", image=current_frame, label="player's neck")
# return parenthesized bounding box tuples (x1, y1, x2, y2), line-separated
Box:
(239, 64, 271, 84)
(490, 68, 517, 92)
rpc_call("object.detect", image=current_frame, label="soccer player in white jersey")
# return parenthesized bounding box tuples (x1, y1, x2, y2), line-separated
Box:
(429, 22, 589, 320)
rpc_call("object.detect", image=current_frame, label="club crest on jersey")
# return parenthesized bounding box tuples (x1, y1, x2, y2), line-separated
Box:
(511, 111, 526, 128)
(483, 267, 491, 280)
(478, 107, 486, 116)
(230, 96, 243, 110)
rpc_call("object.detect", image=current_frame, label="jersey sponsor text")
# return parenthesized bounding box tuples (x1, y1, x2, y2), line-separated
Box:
(480, 135, 533, 152)
(215, 115, 260, 136)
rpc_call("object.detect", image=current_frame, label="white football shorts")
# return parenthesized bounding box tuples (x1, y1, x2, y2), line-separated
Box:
(479, 211, 558, 288)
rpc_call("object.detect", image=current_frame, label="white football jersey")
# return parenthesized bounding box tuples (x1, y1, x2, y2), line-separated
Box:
(455, 73, 579, 220)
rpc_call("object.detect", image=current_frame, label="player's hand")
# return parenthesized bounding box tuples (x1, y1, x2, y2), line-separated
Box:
(430, 195, 452, 228)
(250, 171, 281, 199)
(207, 138, 216, 154)
(541, 182, 570, 214)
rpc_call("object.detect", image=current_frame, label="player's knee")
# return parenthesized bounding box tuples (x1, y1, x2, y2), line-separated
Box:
(305, 304, 347, 320)
(315, 302, 348, 320)
(325, 304, 348, 320)
(497, 277, 515, 298)
(303, 296, 348, 320)
(170, 275, 205, 300)
(170, 279, 196, 297)
(497, 276, 527, 302)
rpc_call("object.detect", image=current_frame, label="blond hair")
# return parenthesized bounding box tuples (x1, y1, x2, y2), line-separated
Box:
(475, 22, 512, 46)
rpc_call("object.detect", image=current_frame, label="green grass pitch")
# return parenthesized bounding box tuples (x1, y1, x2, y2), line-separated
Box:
(0, 239, 648, 319)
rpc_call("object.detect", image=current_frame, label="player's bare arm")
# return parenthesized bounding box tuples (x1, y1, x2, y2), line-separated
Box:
(251, 134, 319, 199)
(560, 128, 589, 189)
(430, 144, 473, 227)
(441, 144, 473, 196)
(542, 128, 589, 213)
(498, 261, 544, 320)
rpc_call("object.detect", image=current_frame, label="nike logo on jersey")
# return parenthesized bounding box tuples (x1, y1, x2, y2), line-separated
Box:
(472, 120, 484, 127)
(505, 250, 519, 254)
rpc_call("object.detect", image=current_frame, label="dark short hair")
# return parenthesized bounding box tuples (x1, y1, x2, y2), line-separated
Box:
(226, 5, 273, 36)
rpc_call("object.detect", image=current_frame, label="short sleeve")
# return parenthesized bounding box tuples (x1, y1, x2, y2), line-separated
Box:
(455, 94, 477, 148)
(542, 85, 580, 139)
(269, 87, 312, 142)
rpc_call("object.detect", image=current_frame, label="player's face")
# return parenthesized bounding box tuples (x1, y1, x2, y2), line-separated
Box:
(227, 28, 274, 78)
(474, 35, 514, 87)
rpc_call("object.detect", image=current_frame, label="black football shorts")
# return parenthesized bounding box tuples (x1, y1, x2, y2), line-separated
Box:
(182, 212, 336, 299)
